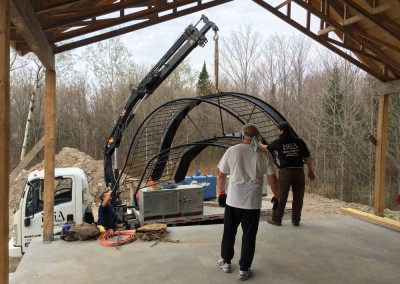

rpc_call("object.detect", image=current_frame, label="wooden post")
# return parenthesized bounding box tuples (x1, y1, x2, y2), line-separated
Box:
(43, 69, 56, 243)
(0, 0, 10, 282)
(374, 94, 389, 217)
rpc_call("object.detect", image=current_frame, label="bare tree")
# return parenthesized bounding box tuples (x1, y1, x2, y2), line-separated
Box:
(20, 61, 44, 161)
(220, 25, 262, 93)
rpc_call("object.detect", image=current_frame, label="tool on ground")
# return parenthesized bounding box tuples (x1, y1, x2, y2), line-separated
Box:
(98, 229, 137, 247)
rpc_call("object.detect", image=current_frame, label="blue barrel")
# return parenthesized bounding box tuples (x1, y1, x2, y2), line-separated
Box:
(179, 175, 217, 200)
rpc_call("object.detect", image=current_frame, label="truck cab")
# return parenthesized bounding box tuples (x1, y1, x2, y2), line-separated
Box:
(9, 167, 91, 257)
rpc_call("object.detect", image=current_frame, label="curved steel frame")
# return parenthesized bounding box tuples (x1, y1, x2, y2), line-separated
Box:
(115, 92, 291, 205)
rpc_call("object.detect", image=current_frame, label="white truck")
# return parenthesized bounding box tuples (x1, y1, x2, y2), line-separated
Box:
(9, 167, 92, 257)
(9, 167, 225, 257)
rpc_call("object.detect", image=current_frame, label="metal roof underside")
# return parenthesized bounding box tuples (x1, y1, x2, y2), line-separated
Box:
(9, 0, 400, 81)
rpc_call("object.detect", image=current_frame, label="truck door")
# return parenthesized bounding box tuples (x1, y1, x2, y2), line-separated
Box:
(21, 177, 76, 250)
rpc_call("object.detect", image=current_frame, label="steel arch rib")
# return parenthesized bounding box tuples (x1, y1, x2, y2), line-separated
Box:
(118, 92, 290, 195)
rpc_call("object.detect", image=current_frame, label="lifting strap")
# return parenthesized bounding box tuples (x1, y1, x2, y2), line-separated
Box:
(214, 30, 219, 92)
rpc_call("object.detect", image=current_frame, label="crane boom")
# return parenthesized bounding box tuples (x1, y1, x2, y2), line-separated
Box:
(104, 15, 218, 196)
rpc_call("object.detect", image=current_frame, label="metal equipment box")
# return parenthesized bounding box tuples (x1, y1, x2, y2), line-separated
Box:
(177, 185, 203, 214)
(138, 188, 178, 218)
(179, 175, 217, 200)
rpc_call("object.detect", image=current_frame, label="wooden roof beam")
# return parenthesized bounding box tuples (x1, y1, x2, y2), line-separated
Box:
(10, 40, 31, 55)
(251, 0, 385, 80)
(370, 0, 400, 14)
(344, 0, 400, 40)
(318, 18, 400, 53)
(318, 0, 400, 34)
(290, 0, 400, 73)
(52, 0, 230, 44)
(10, 0, 54, 69)
(318, 14, 364, 35)
(43, 0, 156, 31)
(34, 0, 92, 14)
(55, 0, 232, 53)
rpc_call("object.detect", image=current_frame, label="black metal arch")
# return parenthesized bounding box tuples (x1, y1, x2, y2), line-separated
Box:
(131, 137, 239, 206)
(118, 92, 290, 195)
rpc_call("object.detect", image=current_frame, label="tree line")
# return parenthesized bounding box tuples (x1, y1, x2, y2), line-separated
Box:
(9, 26, 400, 210)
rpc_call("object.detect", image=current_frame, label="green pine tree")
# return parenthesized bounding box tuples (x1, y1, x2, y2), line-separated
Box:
(196, 62, 213, 95)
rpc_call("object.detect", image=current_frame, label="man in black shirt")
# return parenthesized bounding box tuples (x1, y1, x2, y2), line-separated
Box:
(97, 190, 117, 230)
(263, 122, 315, 226)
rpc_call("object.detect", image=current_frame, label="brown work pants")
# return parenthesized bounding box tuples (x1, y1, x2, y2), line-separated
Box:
(274, 168, 305, 223)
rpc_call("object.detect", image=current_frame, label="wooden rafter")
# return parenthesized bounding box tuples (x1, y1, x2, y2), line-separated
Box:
(7, 0, 400, 81)
(252, 0, 393, 80)
(328, 0, 400, 78)
(33, 0, 94, 14)
(10, 0, 54, 69)
(51, 0, 195, 42)
(54, 0, 232, 53)
(344, 0, 400, 39)
(292, 0, 400, 77)
(42, 0, 156, 31)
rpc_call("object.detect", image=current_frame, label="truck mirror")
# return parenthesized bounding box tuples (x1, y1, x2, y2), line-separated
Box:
(24, 218, 31, 227)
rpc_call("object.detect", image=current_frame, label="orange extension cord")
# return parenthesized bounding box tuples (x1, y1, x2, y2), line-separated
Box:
(98, 229, 137, 247)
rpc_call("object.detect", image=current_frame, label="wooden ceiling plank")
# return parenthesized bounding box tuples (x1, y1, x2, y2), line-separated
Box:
(34, 0, 92, 14)
(344, 0, 400, 40)
(318, 18, 400, 53)
(44, 0, 156, 31)
(51, 0, 199, 41)
(59, 0, 157, 14)
(251, 0, 387, 80)
(290, 0, 400, 73)
(54, 0, 232, 53)
(356, 31, 400, 53)
(51, 0, 227, 43)
(318, 14, 364, 35)
(10, 0, 54, 69)
(370, 0, 399, 14)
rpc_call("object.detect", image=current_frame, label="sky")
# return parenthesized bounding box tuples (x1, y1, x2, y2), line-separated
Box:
(120, 0, 318, 73)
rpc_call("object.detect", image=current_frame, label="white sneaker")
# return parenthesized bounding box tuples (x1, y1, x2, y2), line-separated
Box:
(217, 259, 232, 273)
(238, 268, 254, 281)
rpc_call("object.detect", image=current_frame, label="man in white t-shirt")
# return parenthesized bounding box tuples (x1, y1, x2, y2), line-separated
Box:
(216, 123, 280, 281)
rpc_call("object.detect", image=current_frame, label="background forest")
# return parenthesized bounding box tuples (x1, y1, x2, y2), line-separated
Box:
(9, 26, 400, 210)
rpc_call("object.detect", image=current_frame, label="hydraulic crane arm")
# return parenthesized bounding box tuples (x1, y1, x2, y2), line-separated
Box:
(104, 15, 218, 191)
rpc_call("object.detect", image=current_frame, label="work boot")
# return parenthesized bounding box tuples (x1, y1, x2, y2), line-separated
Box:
(267, 215, 281, 226)
(292, 221, 300, 227)
(217, 259, 232, 273)
(238, 268, 254, 281)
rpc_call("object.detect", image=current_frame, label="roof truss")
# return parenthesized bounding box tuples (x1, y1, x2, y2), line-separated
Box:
(252, 0, 400, 81)
(9, 0, 400, 81)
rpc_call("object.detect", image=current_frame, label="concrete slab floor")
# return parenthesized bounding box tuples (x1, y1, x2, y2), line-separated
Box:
(10, 217, 399, 284)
